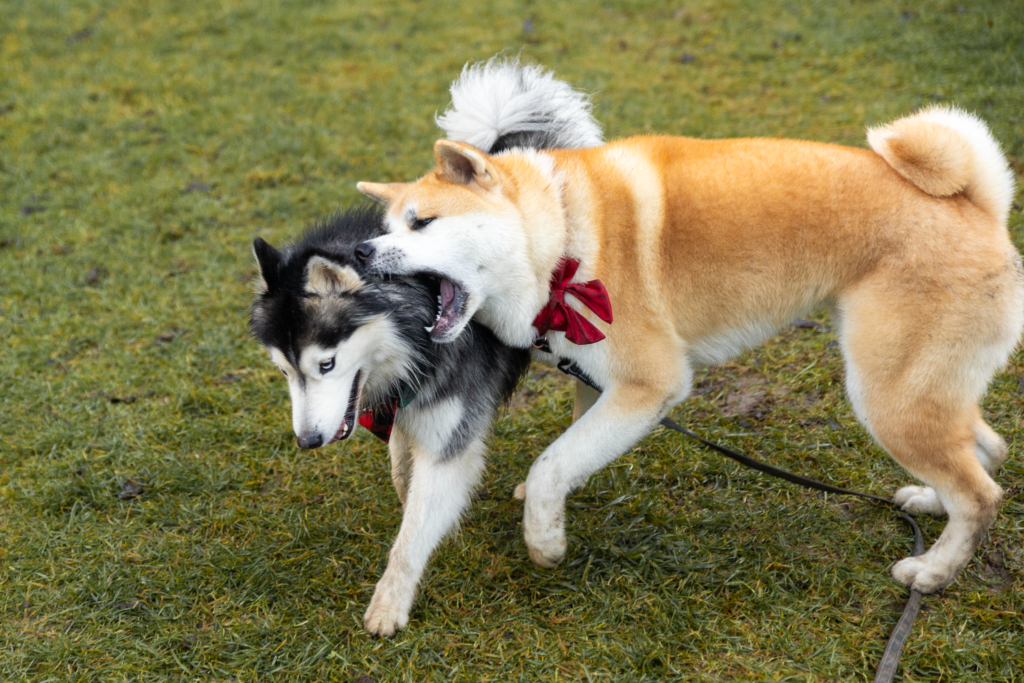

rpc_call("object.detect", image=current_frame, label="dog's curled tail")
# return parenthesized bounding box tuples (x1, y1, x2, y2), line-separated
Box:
(867, 105, 1015, 225)
(436, 55, 604, 154)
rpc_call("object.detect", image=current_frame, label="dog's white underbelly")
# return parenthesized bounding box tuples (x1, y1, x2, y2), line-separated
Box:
(686, 319, 783, 367)
(531, 316, 784, 389)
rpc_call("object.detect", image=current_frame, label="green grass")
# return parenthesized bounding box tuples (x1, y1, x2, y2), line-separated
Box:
(2, 0, 1023, 680)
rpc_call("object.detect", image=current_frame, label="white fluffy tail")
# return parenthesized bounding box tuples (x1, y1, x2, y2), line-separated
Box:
(437, 56, 604, 154)
(867, 105, 1015, 225)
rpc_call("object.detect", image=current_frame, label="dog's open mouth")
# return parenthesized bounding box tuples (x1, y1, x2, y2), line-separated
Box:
(328, 370, 362, 444)
(422, 274, 469, 341)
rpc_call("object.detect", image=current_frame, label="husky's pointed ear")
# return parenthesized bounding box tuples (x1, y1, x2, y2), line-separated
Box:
(356, 182, 407, 206)
(306, 256, 363, 296)
(435, 140, 498, 189)
(252, 238, 282, 293)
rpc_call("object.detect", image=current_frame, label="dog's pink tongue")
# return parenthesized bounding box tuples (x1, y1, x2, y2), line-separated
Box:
(441, 279, 456, 310)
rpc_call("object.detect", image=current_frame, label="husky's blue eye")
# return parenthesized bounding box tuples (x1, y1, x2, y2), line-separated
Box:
(411, 217, 435, 231)
(319, 358, 335, 374)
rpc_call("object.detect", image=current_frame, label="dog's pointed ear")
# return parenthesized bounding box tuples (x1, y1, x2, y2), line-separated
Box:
(357, 182, 407, 206)
(252, 238, 282, 293)
(306, 256, 363, 296)
(434, 140, 498, 189)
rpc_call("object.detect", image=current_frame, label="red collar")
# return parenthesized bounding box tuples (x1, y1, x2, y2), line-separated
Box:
(532, 258, 613, 345)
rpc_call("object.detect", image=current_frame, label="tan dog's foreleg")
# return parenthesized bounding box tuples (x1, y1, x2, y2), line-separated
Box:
(514, 379, 603, 501)
(364, 436, 486, 636)
(521, 382, 672, 568)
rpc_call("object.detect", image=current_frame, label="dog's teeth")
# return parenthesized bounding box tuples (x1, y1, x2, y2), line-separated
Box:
(427, 294, 444, 332)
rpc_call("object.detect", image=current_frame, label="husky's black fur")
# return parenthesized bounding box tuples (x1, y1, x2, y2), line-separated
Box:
(250, 204, 531, 458)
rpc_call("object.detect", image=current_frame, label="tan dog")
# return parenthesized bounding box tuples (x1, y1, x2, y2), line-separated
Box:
(356, 105, 1022, 594)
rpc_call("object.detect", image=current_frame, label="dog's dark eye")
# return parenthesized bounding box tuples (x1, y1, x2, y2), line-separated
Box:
(279, 367, 288, 377)
(411, 217, 435, 231)
(319, 358, 335, 374)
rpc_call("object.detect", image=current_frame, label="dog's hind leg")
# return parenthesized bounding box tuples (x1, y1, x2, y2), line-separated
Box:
(892, 409, 1008, 517)
(971, 415, 1008, 476)
(884, 422, 1000, 593)
(364, 435, 486, 637)
(839, 275, 1014, 593)
(875, 406, 1000, 593)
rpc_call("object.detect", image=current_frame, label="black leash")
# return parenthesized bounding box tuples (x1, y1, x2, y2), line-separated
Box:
(552, 354, 925, 683)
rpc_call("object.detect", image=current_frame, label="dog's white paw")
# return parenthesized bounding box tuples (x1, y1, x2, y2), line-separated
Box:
(523, 510, 567, 568)
(527, 535, 567, 568)
(891, 555, 954, 594)
(893, 485, 947, 517)
(363, 575, 414, 637)
(513, 482, 526, 500)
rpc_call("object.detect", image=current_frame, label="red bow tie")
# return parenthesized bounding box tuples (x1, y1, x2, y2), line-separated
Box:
(533, 258, 613, 345)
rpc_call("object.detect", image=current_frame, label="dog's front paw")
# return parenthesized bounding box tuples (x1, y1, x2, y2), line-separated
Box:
(527, 536, 566, 568)
(363, 575, 415, 637)
(891, 555, 954, 594)
(893, 485, 946, 517)
(523, 505, 567, 568)
(513, 482, 526, 500)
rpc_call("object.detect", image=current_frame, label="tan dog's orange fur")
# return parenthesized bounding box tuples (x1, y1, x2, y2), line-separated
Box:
(358, 105, 1022, 594)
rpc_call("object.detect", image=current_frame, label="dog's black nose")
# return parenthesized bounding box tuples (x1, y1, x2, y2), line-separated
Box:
(297, 433, 323, 449)
(354, 241, 376, 262)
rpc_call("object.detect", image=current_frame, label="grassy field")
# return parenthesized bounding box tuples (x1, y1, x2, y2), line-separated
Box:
(2, 0, 1023, 680)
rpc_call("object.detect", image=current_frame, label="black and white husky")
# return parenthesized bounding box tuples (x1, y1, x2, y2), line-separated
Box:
(249, 57, 603, 636)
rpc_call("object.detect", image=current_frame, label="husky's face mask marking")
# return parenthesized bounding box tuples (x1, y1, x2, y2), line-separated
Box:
(250, 229, 419, 450)
(269, 328, 378, 448)
(259, 255, 377, 448)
